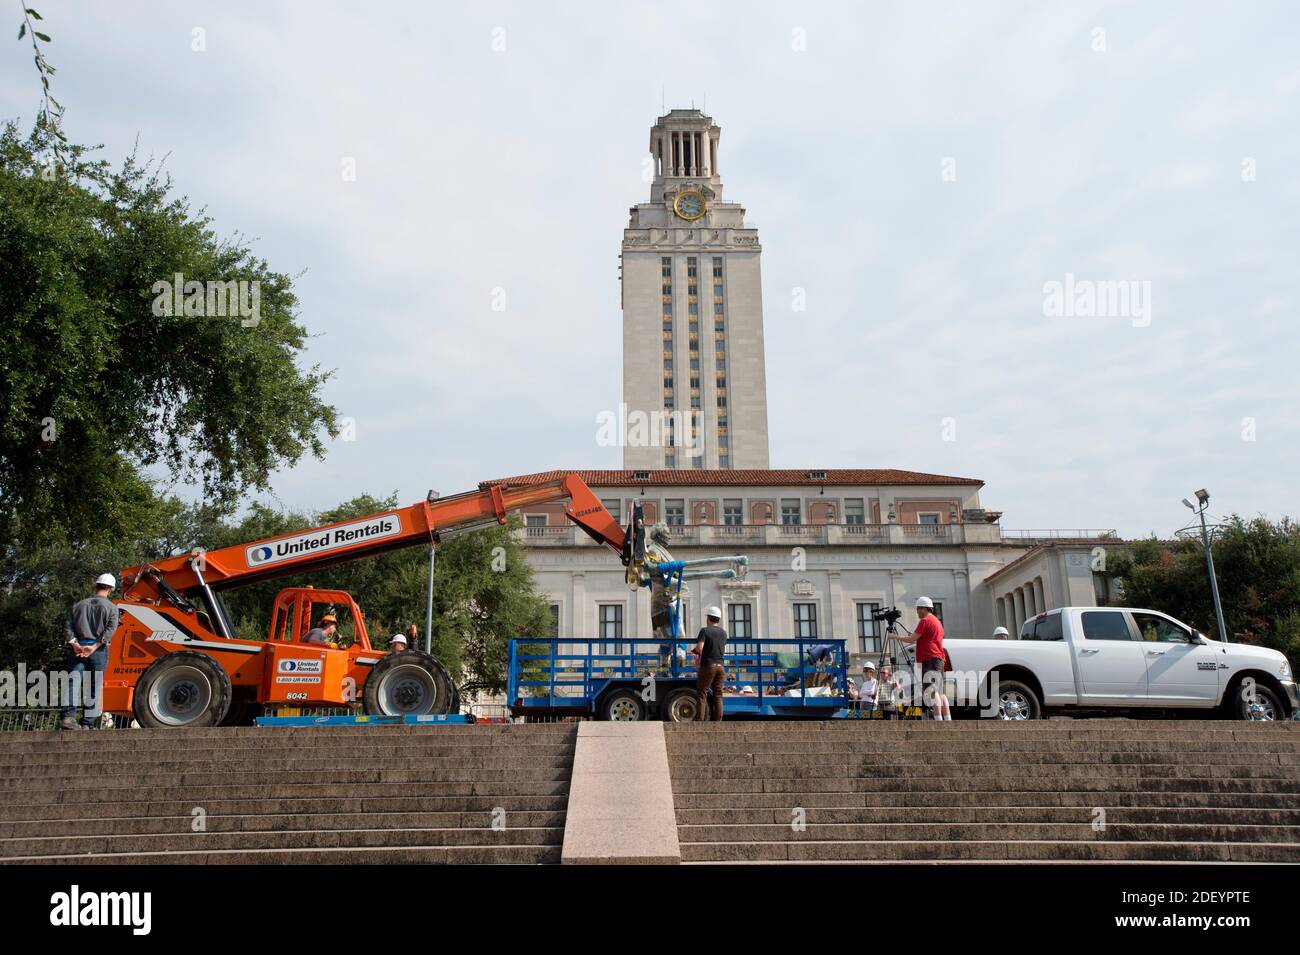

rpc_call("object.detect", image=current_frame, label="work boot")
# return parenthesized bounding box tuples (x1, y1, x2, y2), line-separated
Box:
(58, 716, 82, 731)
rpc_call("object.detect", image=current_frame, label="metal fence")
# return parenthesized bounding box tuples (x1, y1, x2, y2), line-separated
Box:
(0, 708, 132, 732)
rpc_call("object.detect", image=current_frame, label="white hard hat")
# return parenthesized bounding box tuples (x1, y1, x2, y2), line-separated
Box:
(993, 626, 1009, 636)
(95, 573, 116, 589)
(915, 596, 934, 609)
(862, 661, 877, 671)
(705, 606, 722, 620)
(391, 633, 408, 645)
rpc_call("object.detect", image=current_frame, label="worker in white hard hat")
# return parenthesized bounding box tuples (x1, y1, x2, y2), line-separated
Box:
(992, 626, 1010, 640)
(895, 596, 950, 721)
(390, 633, 408, 652)
(59, 573, 120, 730)
(859, 661, 880, 711)
(693, 606, 728, 721)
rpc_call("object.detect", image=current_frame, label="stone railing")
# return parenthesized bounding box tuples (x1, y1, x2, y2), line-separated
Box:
(516, 522, 1011, 547)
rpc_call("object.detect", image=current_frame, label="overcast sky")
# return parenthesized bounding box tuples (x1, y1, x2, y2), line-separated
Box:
(4, 1, 1297, 537)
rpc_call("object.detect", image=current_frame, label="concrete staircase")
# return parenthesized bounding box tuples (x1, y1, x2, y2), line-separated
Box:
(666, 721, 1300, 863)
(0, 724, 575, 864)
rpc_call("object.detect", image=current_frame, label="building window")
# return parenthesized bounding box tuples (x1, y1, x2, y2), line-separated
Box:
(794, 603, 818, 639)
(932, 602, 944, 623)
(918, 512, 941, 525)
(722, 499, 742, 524)
(598, 603, 623, 655)
(781, 499, 802, 525)
(548, 603, 561, 638)
(844, 499, 865, 524)
(714, 301, 724, 314)
(719, 454, 729, 467)
(856, 602, 881, 653)
(728, 603, 753, 640)
(600, 499, 621, 523)
(665, 499, 685, 525)
(525, 514, 547, 526)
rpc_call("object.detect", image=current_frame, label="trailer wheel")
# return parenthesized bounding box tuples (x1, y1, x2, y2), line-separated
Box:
(134, 651, 232, 728)
(601, 689, 646, 721)
(663, 688, 699, 722)
(363, 651, 456, 716)
(988, 678, 1040, 721)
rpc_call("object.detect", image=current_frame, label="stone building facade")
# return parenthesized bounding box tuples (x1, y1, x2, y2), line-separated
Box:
(487, 469, 1117, 671)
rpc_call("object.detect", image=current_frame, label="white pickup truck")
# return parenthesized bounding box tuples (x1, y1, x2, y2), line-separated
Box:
(946, 606, 1297, 721)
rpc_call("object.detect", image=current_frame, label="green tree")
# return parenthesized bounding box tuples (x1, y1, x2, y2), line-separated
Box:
(0, 122, 336, 552)
(1109, 516, 1300, 662)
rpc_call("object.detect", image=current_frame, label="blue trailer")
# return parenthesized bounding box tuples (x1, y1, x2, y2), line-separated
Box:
(507, 637, 858, 721)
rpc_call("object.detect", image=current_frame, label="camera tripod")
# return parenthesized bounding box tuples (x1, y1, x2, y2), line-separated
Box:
(867, 618, 925, 720)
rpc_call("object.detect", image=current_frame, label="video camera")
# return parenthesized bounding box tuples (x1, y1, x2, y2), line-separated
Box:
(871, 606, 903, 625)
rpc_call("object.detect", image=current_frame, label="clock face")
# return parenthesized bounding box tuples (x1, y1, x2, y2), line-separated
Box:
(673, 191, 707, 221)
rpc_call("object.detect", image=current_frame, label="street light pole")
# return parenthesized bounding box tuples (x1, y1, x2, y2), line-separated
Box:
(1184, 489, 1229, 644)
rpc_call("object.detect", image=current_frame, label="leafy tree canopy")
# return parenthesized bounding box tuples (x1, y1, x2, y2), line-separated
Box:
(1110, 515, 1300, 661)
(0, 122, 336, 551)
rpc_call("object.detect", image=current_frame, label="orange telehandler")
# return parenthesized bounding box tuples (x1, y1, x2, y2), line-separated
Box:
(101, 473, 630, 727)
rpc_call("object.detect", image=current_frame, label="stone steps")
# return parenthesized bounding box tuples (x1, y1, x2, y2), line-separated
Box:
(1, 724, 576, 865)
(665, 721, 1300, 863)
(0, 794, 569, 821)
(676, 805, 1300, 825)
(680, 840, 1300, 863)
(4, 845, 563, 865)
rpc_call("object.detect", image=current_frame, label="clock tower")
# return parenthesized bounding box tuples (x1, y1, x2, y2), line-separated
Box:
(620, 108, 770, 470)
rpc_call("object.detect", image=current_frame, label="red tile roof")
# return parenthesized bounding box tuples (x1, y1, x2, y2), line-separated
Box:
(481, 468, 983, 489)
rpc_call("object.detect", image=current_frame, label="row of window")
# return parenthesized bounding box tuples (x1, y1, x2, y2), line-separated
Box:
(608, 499, 945, 526)
(554, 600, 944, 654)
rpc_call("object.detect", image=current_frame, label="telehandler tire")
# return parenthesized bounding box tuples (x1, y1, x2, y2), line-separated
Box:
(133, 650, 233, 728)
(363, 650, 457, 716)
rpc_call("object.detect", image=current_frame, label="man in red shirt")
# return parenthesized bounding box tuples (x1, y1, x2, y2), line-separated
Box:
(898, 596, 948, 720)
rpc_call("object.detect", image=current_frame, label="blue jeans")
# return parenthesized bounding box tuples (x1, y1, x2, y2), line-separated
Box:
(60, 646, 107, 724)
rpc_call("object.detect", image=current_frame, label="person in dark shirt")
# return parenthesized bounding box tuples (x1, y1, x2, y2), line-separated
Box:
(60, 573, 119, 730)
(693, 606, 728, 721)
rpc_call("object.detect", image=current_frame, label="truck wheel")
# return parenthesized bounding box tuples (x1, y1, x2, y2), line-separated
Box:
(363, 651, 456, 716)
(991, 678, 1040, 720)
(134, 651, 232, 728)
(663, 688, 699, 722)
(1225, 679, 1284, 721)
(601, 689, 646, 721)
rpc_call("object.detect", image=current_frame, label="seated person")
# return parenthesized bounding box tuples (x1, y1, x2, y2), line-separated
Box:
(303, 614, 339, 647)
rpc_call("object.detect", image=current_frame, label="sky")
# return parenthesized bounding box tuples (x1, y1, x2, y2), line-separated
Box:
(3, 1, 1297, 538)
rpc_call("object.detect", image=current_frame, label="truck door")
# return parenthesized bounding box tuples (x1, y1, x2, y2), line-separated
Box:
(1074, 609, 1149, 703)
(1130, 611, 1220, 705)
